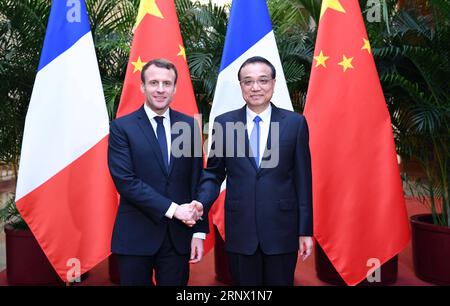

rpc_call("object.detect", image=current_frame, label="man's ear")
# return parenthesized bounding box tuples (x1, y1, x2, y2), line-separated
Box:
(140, 82, 145, 93)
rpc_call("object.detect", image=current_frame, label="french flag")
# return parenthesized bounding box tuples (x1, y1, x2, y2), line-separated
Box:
(209, 0, 293, 239)
(15, 0, 117, 281)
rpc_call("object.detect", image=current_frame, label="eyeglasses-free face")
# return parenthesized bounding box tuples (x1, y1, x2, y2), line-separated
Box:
(141, 65, 177, 115)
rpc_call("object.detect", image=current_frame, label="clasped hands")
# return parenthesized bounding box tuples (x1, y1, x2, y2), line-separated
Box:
(173, 200, 203, 227)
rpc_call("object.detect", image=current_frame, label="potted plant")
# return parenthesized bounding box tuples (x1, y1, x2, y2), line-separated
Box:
(0, 193, 64, 285)
(403, 129, 449, 285)
(377, 1, 450, 285)
(403, 127, 449, 285)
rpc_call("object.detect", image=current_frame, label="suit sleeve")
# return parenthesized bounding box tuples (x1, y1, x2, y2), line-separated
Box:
(108, 120, 172, 222)
(196, 119, 227, 216)
(295, 116, 313, 236)
(191, 120, 209, 234)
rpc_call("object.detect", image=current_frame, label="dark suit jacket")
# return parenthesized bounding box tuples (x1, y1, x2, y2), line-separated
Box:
(108, 106, 205, 256)
(197, 104, 312, 255)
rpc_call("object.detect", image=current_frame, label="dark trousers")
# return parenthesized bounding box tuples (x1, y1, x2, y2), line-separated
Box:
(227, 246, 298, 286)
(115, 233, 190, 286)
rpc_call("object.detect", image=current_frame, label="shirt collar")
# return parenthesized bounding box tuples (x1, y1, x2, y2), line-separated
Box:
(246, 104, 272, 124)
(144, 103, 170, 121)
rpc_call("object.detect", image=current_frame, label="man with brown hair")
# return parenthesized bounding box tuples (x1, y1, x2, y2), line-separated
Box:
(108, 58, 206, 286)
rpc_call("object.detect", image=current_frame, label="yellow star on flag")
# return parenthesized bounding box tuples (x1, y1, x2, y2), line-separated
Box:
(320, 0, 346, 19)
(131, 56, 147, 73)
(134, 0, 163, 30)
(314, 50, 330, 68)
(177, 45, 186, 61)
(362, 38, 371, 54)
(338, 55, 354, 72)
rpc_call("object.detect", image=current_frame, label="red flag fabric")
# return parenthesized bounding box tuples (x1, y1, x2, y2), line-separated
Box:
(304, 0, 410, 285)
(116, 0, 214, 253)
(117, 0, 197, 118)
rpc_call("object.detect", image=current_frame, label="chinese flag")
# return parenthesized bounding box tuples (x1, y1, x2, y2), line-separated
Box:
(116, 0, 214, 253)
(304, 0, 410, 285)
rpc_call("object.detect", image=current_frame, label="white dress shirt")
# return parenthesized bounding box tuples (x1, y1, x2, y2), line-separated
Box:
(144, 104, 171, 164)
(143, 104, 205, 239)
(246, 104, 272, 166)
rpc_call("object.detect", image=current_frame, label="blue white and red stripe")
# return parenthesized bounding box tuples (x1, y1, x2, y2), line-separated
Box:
(15, 0, 117, 282)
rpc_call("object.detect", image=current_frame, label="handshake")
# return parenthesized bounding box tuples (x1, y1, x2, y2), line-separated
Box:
(173, 200, 204, 227)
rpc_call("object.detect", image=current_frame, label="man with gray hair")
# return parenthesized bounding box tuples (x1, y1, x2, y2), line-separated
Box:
(196, 56, 313, 286)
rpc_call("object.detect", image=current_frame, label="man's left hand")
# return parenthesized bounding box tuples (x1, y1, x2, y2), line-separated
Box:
(189, 237, 204, 264)
(299, 236, 313, 261)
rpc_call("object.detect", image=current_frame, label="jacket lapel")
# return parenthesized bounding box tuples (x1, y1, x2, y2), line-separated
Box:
(258, 104, 287, 175)
(234, 106, 259, 171)
(168, 109, 180, 177)
(136, 106, 168, 176)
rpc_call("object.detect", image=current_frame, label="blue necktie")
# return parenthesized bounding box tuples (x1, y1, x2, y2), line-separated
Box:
(250, 115, 262, 167)
(154, 116, 169, 171)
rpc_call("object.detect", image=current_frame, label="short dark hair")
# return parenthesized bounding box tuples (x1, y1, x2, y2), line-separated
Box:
(141, 58, 178, 85)
(237, 56, 276, 81)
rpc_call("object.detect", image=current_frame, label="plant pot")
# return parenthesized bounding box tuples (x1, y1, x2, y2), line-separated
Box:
(315, 243, 398, 285)
(213, 225, 232, 285)
(410, 213, 450, 285)
(4, 225, 64, 285)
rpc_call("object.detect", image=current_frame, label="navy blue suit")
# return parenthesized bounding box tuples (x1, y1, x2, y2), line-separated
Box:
(197, 104, 312, 285)
(108, 106, 205, 285)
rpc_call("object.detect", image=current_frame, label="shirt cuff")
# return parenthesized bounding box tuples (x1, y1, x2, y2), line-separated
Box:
(193, 233, 206, 240)
(165, 202, 178, 219)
